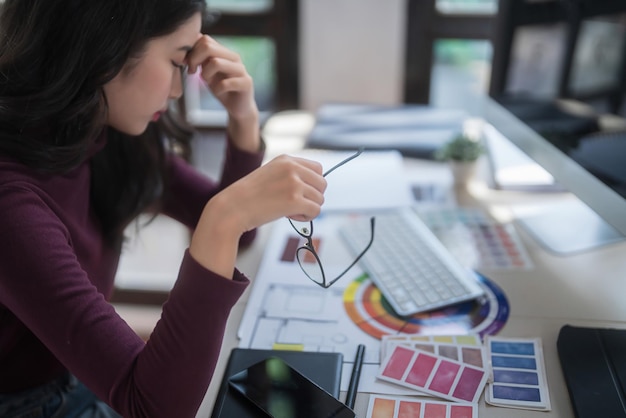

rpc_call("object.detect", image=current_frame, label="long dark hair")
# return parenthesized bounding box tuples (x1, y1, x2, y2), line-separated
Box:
(0, 0, 207, 245)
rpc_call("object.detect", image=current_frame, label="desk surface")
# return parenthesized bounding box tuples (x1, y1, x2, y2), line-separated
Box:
(195, 112, 626, 418)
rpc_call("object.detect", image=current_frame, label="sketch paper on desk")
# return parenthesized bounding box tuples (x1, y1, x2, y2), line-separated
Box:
(291, 149, 413, 212)
(236, 216, 418, 396)
(236, 211, 512, 396)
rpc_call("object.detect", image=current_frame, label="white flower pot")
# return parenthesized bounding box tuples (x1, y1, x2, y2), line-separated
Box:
(449, 160, 478, 187)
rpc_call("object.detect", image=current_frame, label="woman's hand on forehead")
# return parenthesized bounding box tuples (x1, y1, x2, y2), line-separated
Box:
(185, 35, 256, 120)
(184, 34, 259, 152)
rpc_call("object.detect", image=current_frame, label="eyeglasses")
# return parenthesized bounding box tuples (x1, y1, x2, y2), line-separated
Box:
(288, 148, 376, 288)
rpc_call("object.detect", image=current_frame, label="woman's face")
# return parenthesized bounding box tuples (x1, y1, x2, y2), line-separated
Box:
(103, 12, 202, 135)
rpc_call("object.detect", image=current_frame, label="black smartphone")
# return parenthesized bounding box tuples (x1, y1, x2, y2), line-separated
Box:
(228, 356, 356, 418)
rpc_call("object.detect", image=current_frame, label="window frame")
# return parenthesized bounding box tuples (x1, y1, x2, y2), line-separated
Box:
(404, 0, 496, 104)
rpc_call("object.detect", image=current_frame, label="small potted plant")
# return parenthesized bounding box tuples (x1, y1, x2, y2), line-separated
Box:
(435, 133, 485, 187)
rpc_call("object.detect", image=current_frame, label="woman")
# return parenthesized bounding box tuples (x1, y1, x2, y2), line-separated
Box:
(0, 0, 326, 417)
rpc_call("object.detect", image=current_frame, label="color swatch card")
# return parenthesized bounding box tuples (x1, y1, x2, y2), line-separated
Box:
(485, 336, 551, 411)
(381, 334, 486, 370)
(417, 207, 533, 270)
(366, 395, 477, 418)
(378, 344, 489, 403)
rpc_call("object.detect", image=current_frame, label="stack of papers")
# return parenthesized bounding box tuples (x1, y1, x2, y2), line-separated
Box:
(307, 103, 466, 159)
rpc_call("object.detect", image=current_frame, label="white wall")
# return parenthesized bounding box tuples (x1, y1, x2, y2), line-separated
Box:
(299, 0, 407, 111)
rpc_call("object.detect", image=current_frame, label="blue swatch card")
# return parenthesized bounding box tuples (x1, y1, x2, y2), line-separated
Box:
(485, 336, 551, 411)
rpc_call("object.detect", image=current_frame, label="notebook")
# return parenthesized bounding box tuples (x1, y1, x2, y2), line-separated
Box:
(557, 325, 626, 418)
(211, 348, 344, 418)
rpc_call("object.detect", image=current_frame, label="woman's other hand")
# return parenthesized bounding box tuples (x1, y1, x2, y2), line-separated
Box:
(186, 35, 260, 152)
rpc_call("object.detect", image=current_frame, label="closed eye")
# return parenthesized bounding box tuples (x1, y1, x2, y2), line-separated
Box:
(171, 61, 187, 71)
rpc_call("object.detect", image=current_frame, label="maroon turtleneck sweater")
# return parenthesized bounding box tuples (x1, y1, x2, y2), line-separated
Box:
(0, 137, 264, 417)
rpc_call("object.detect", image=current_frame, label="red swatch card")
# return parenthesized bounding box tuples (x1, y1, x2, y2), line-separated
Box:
(377, 344, 489, 404)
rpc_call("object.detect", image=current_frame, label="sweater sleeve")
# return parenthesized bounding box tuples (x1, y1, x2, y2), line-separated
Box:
(0, 185, 249, 418)
(161, 138, 265, 235)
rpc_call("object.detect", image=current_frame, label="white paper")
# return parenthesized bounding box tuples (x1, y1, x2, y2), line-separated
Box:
(289, 149, 413, 212)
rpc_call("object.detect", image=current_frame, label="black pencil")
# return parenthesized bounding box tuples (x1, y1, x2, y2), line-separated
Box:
(345, 344, 366, 409)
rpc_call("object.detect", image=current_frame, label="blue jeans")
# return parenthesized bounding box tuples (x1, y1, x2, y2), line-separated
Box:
(0, 374, 122, 418)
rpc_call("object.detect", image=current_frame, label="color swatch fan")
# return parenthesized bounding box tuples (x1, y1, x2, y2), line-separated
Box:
(417, 207, 533, 270)
(377, 344, 489, 404)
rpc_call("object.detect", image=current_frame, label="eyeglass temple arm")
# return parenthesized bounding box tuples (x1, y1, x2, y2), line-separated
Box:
(323, 147, 364, 177)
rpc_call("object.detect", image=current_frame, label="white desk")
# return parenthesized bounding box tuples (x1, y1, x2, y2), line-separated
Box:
(195, 112, 626, 417)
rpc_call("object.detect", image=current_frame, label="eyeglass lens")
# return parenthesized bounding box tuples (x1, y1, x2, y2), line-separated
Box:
(296, 216, 374, 288)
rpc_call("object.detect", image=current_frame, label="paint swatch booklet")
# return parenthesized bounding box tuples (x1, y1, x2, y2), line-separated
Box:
(376, 334, 551, 414)
(484, 336, 551, 411)
(378, 334, 489, 405)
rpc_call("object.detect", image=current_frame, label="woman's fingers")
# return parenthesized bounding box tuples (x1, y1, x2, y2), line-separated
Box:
(200, 57, 246, 80)
(184, 34, 257, 121)
(271, 156, 327, 221)
(186, 35, 240, 74)
(228, 155, 327, 230)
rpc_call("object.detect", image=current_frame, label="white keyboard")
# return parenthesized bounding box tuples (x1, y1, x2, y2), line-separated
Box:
(339, 208, 485, 316)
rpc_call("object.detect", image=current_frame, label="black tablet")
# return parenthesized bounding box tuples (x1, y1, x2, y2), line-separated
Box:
(228, 356, 355, 418)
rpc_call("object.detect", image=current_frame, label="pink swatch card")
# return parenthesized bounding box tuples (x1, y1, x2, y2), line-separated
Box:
(381, 334, 485, 369)
(366, 395, 477, 418)
(377, 344, 489, 404)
